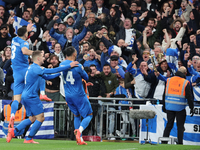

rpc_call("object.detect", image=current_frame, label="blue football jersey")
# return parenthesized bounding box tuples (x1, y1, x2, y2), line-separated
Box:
(22, 63, 45, 99)
(22, 63, 72, 99)
(60, 60, 89, 97)
(11, 36, 29, 69)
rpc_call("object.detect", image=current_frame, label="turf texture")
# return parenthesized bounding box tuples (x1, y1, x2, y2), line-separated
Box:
(0, 138, 200, 150)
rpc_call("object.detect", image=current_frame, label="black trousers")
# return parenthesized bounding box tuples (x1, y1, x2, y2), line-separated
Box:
(163, 109, 186, 144)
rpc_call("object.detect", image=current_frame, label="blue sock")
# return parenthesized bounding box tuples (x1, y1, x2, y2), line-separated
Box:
(74, 116, 81, 129)
(26, 120, 42, 140)
(40, 78, 45, 92)
(11, 100, 19, 115)
(14, 119, 32, 135)
(80, 115, 93, 130)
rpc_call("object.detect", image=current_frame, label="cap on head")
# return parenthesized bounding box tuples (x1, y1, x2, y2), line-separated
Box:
(0, 24, 7, 30)
(101, 25, 107, 30)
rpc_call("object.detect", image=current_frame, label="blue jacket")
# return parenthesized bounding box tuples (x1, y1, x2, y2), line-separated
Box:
(49, 26, 88, 55)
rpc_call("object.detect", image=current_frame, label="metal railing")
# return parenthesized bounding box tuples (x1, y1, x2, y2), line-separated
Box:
(53, 97, 158, 140)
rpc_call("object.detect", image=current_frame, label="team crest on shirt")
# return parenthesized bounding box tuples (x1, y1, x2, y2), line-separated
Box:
(108, 80, 112, 85)
(24, 42, 28, 45)
(40, 66, 44, 69)
(6, 40, 11, 46)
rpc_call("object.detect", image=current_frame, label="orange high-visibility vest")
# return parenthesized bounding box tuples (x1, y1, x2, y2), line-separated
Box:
(4, 104, 26, 123)
(165, 76, 188, 111)
(82, 79, 89, 99)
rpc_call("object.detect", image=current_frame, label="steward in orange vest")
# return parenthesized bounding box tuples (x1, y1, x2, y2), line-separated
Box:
(1, 102, 26, 136)
(162, 67, 194, 144)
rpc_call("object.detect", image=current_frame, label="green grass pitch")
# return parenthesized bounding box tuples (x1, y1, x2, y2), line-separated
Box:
(0, 138, 200, 150)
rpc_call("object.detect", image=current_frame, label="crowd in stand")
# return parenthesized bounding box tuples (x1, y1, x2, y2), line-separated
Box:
(0, 0, 199, 139)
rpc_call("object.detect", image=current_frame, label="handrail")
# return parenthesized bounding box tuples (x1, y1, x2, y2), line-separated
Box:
(54, 97, 158, 104)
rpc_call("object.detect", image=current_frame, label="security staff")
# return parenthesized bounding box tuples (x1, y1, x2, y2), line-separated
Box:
(162, 66, 194, 145)
(1, 102, 26, 136)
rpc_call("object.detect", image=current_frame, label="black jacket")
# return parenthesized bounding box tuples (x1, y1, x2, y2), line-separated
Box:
(88, 75, 106, 98)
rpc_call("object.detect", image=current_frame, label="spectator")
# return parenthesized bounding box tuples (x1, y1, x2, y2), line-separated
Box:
(115, 79, 136, 139)
(54, 43, 65, 62)
(0, 46, 11, 68)
(85, 12, 101, 34)
(109, 55, 125, 78)
(92, 0, 109, 17)
(127, 1, 141, 20)
(0, 5, 8, 24)
(187, 1, 200, 35)
(87, 64, 106, 135)
(49, 20, 89, 55)
(38, 9, 53, 31)
(45, 54, 60, 102)
(140, 16, 162, 49)
(0, 24, 12, 51)
(141, 0, 157, 19)
(78, 41, 90, 62)
(81, 0, 93, 17)
(108, 6, 123, 33)
(80, 46, 101, 71)
(97, 64, 119, 139)
(127, 56, 152, 99)
(177, 0, 192, 22)
(21, 10, 32, 21)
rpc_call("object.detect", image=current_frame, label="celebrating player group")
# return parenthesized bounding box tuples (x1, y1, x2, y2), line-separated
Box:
(6, 24, 93, 145)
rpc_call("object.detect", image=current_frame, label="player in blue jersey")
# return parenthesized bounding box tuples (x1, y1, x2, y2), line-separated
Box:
(9, 25, 50, 129)
(7, 50, 79, 143)
(60, 46, 93, 145)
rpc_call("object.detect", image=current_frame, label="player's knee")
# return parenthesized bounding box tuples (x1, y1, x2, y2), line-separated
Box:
(74, 114, 80, 118)
(40, 116, 45, 122)
(29, 117, 36, 123)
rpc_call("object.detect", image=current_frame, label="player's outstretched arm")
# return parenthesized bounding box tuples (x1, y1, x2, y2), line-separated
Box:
(43, 61, 79, 74)
(42, 73, 61, 80)
(22, 47, 33, 56)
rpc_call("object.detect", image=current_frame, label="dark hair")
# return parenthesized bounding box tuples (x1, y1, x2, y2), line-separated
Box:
(148, 18, 155, 24)
(82, 41, 91, 46)
(90, 64, 96, 68)
(85, 0, 92, 3)
(160, 2, 170, 13)
(17, 26, 27, 37)
(55, 43, 61, 47)
(167, 29, 172, 35)
(103, 64, 110, 68)
(63, 46, 76, 57)
(119, 78, 124, 83)
(3, 46, 11, 59)
(23, 10, 30, 15)
(154, 39, 162, 45)
(84, 67, 92, 74)
(32, 50, 42, 61)
(45, 9, 53, 15)
(49, 54, 59, 62)
(131, 1, 137, 5)
(88, 46, 96, 51)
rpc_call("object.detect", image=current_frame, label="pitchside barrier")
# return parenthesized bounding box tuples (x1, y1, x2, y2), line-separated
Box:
(139, 104, 200, 145)
(0, 98, 199, 145)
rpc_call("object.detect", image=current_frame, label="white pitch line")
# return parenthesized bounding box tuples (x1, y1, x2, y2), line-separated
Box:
(116, 148, 138, 150)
